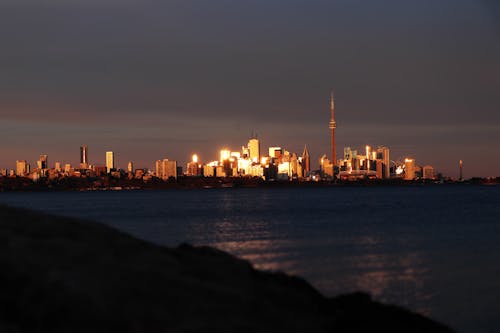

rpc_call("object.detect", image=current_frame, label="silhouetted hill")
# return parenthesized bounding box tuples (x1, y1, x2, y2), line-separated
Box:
(0, 205, 454, 332)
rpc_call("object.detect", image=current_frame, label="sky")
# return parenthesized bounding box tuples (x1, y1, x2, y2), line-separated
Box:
(1, 0, 499, 177)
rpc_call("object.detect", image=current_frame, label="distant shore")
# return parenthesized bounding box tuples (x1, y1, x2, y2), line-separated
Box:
(0, 204, 454, 332)
(0, 175, 498, 192)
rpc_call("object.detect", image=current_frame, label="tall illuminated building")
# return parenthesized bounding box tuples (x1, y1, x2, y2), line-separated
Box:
(127, 161, 134, 173)
(376, 146, 390, 179)
(248, 138, 260, 162)
(186, 154, 201, 176)
(329, 91, 337, 166)
(106, 151, 114, 173)
(404, 158, 415, 180)
(302, 145, 310, 175)
(37, 155, 48, 170)
(80, 145, 88, 168)
(220, 149, 231, 162)
(459, 160, 463, 181)
(16, 160, 29, 176)
(268, 147, 282, 159)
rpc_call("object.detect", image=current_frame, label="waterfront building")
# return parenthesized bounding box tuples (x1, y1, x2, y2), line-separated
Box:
(127, 161, 134, 173)
(106, 151, 114, 173)
(64, 164, 71, 173)
(55, 162, 61, 172)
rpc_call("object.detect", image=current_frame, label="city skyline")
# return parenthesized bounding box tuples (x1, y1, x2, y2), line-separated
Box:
(0, 112, 483, 179)
(0, 91, 483, 179)
(1, 1, 499, 177)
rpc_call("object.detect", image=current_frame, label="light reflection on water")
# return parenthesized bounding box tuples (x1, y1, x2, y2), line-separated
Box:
(0, 186, 500, 332)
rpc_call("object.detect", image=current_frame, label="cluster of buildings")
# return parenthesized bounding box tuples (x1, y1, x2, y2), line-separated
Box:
(183, 139, 311, 181)
(0, 93, 439, 183)
(3, 146, 122, 181)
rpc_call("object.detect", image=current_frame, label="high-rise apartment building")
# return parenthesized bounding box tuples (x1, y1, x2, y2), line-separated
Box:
(127, 161, 133, 173)
(106, 151, 114, 173)
(156, 159, 177, 180)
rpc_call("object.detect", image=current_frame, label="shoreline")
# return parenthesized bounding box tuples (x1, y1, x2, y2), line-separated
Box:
(0, 175, 498, 192)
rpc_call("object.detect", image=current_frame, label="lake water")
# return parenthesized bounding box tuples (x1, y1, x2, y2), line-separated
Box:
(1, 185, 499, 332)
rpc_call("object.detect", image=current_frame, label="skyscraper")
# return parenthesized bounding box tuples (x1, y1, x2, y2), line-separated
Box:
(329, 92, 337, 166)
(37, 154, 48, 170)
(106, 151, 114, 173)
(376, 146, 390, 179)
(248, 138, 260, 163)
(80, 145, 88, 168)
(404, 158, 415, 180)
(16, 160, 29, 176)
(302, 145, 310, 175)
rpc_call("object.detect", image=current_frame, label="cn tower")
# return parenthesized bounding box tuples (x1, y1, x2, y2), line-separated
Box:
(329, 91, 337, 166)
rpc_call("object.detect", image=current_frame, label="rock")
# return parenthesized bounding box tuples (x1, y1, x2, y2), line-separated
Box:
(0, 205, 454, 332)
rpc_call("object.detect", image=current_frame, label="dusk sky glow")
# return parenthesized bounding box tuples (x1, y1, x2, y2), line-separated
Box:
(1, 0, 499, 177)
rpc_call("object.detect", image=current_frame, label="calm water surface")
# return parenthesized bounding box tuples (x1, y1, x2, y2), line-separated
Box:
(1, 185, 499, 333)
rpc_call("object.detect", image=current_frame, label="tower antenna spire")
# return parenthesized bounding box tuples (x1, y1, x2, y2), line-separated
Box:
(329, 90, 337, 166)
(330, 90, 335, 120)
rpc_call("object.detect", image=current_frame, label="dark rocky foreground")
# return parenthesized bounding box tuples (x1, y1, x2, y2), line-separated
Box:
(0, 205, 454, 333)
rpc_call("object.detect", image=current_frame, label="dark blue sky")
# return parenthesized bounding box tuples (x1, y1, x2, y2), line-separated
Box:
(1, 0, 499, 177)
